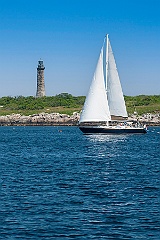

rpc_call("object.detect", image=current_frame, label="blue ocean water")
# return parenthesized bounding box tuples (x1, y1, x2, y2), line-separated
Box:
(0, 126, 159, 240)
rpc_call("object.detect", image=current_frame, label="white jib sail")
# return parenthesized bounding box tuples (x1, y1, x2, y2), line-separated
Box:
(79, 46, 111, 123)
(107, 39, 128, 118)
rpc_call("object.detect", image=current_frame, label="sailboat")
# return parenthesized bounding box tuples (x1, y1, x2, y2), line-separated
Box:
(79, 35, 147, 134)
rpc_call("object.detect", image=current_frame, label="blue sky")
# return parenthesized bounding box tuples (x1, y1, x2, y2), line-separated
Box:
(0, 0, 160, 97)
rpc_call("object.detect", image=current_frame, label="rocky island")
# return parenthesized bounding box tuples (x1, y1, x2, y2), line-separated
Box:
(0, 112, 159, 126)
(0, 112, 80, 126)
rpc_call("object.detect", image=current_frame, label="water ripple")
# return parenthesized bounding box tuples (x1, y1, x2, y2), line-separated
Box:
(0, 126, 159, 239)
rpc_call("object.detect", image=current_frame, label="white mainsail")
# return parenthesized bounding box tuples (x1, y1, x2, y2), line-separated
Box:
(79, 35, 128, 124)
(79, 47, 111, 123)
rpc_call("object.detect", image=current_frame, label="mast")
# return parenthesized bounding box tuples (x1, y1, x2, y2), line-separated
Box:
(105, 34, 109, 90)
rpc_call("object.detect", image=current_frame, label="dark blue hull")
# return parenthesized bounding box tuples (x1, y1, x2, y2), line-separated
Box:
(79, 126, 147, 135)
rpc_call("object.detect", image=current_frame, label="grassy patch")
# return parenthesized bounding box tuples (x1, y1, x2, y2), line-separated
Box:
(0, 94, 159, 116)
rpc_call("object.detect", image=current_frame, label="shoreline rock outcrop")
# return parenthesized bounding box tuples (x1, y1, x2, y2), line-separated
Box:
(0, 112, 80, 126)
(0, 112, 159, 126)
(128, 113, 160, 126)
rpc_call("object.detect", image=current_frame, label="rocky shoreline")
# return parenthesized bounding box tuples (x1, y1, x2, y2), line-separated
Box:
(0, 112, 80, 126)
(0, 112, 159, 126)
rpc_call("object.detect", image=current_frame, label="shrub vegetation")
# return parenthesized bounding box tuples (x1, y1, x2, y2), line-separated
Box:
(0, 93, 159, 116)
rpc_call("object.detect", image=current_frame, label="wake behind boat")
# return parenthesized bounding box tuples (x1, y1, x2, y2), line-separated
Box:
(79, 35, 147, 134)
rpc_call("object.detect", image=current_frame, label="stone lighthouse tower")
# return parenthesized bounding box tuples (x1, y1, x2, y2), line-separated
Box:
(36, 59, 45, 97)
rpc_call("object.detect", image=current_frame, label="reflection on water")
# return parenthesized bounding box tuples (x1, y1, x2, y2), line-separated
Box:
(86, 134, 128, 143)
